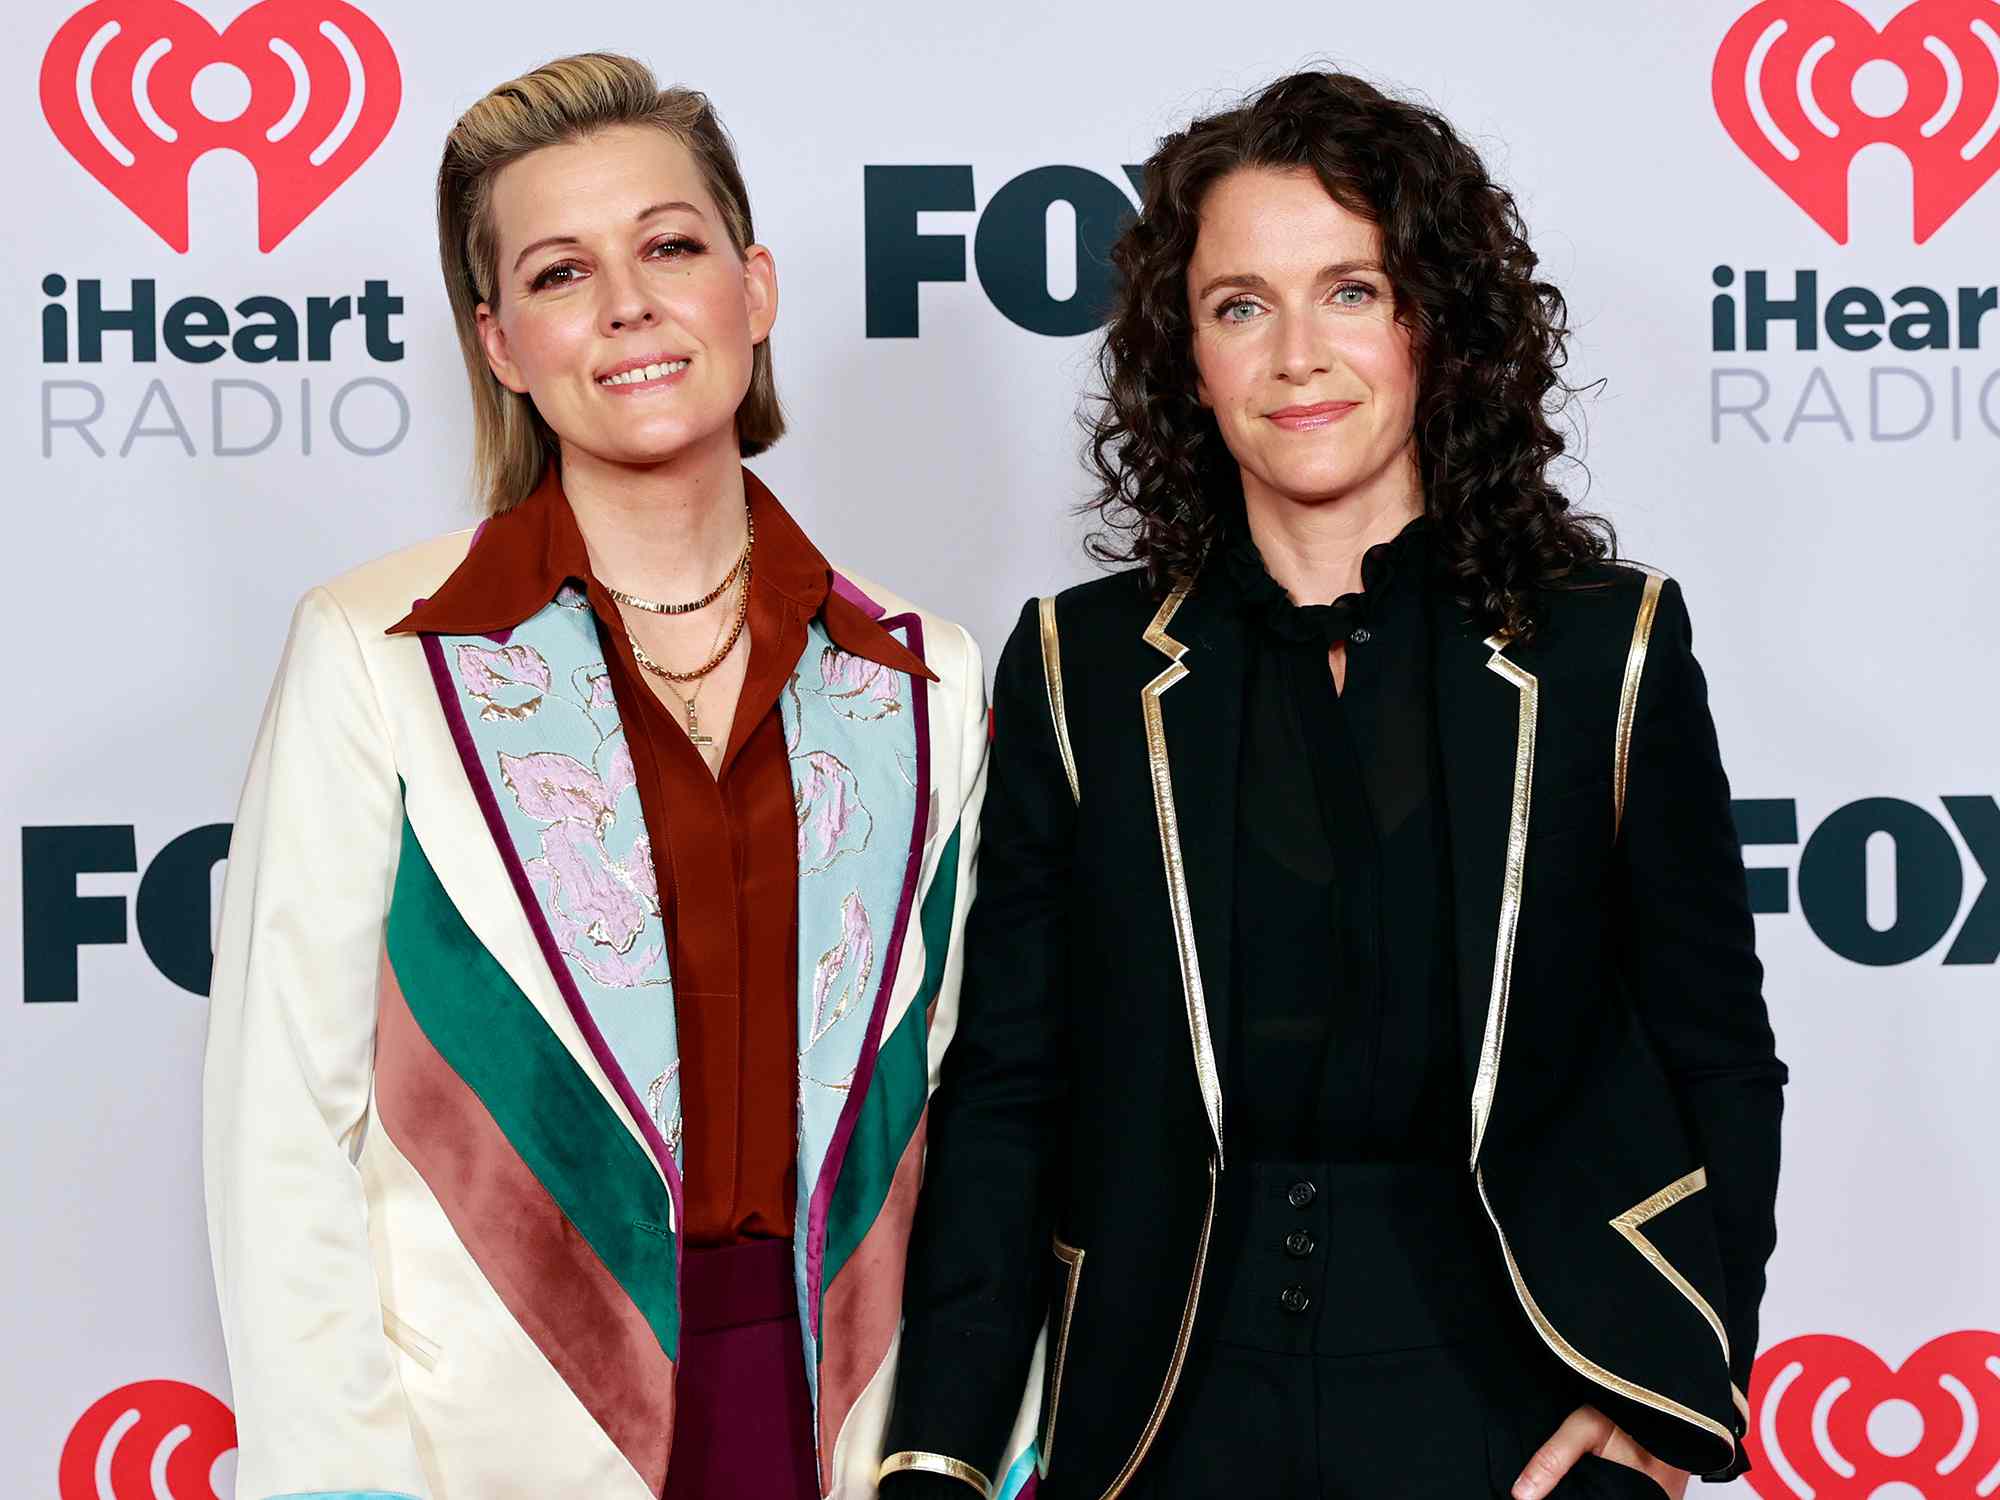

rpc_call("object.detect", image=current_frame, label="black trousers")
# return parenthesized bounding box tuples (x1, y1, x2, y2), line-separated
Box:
(1128, 1161, 1669, 1500)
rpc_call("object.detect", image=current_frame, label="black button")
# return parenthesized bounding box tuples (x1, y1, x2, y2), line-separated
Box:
(1350, 627, 1373, 644)
(1286, 1180, 1316, 1209)
(1284, 1229, 1315, 1258)
(1279, 1284, 1312, 1314)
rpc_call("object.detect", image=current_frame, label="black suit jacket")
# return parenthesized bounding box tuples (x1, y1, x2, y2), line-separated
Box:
(881, 562, 1786, 1499)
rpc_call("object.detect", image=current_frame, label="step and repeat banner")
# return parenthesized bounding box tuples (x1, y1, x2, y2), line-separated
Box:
(3, 0, 1995, 1495)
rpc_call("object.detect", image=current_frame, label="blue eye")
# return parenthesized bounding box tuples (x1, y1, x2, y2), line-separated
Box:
(1217, 298, 1260, 323)
(1332, 283, 1374, 307)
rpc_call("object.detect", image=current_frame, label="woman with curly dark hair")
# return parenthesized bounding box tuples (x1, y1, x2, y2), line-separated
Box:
(879, 70, 1783, 1500)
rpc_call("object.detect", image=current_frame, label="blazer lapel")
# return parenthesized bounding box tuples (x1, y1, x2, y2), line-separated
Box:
(781, 609, 927, 1464)
(422, 592, 683, 1197)
(1140, 574, 1243, 1168)
(1433, 602, 1540, 1168)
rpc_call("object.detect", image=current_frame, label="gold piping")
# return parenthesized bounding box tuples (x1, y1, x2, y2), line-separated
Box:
(1733, 1383, 1751, 1423)
(1038, 1236, 1088, 1478)
(1610, 1167, 1732, 1363)
(877, 1451, 992, 1495)
(1464, 637, 1734, 1463)
(1038, 596, 1081, 806)
(1613, 572, 1666, 838)
(1098, 1154, 1218, 1499)
(1140, 582, 1224, 1165)
(1468, 635, 1536, 1167)
(1475, 1166, 1735, 1453)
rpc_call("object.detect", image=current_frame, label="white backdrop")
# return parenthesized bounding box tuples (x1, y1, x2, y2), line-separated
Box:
(4, 1, 1996, 1496)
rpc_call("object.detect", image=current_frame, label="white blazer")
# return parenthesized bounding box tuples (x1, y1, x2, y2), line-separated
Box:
(202, 502, 1033, 1499)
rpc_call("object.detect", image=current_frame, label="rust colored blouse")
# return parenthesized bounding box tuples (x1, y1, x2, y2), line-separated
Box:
(394, 467, 928, 1247)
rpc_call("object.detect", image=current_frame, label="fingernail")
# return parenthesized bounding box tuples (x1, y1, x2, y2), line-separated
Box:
(1514, 1483, 1539, 1500)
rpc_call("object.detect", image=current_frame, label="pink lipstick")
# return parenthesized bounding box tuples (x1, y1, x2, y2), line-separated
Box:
(1266, 400, 1359, 431)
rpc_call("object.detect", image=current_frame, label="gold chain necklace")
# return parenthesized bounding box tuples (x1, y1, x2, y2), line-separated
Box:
(628, 564, 749, 748)
(605, 505, 755, 615)
(647, 605, 730, 750)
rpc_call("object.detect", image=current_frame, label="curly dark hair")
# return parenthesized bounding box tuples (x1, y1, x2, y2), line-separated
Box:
(1086, 70, 1612, 641)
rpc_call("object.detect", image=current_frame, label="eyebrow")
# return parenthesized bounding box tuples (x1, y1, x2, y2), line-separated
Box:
(510, 200, 706, 274)
(1195, 260, 1385, 302)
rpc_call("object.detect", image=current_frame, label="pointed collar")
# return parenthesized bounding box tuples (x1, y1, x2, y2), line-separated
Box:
(388, 465, 932, 682)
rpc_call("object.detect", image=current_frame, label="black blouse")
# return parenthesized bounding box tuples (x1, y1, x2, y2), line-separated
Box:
(1220, 517, 1459, 1164)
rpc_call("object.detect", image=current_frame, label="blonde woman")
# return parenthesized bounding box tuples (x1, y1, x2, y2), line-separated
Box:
(203, 54, 990, 1500)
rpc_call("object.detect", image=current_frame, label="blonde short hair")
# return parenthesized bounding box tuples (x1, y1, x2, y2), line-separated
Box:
(437, 53, 784, 515)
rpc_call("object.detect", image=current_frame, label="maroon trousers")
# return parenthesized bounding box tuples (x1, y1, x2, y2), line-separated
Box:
(663, 1237, 820, 1499)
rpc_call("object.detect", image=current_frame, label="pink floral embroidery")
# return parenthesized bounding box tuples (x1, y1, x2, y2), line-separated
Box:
(500, 750, 614, 831)
(457, 643, 551, 722)
(586, 668, 618, 712)
(782, 679, 805, 754)
(603, 738, 637, 804)
(814, 646, 903, 720)
(807, 891, 874, 1048)
(647, 1061, 684, 1149)
(501, 749, 662, 988)
(794, 750, 873, 876)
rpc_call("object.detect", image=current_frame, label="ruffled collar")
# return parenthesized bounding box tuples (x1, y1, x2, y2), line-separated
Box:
(1220, 515, 1432, 648)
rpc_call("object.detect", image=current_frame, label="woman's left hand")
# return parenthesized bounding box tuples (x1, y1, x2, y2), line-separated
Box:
(1512, 1404, 1691, 1499)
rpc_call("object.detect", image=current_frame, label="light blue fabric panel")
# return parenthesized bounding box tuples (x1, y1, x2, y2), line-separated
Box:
(782, 616, 922, 1411)
(440, 589, 683, 1156)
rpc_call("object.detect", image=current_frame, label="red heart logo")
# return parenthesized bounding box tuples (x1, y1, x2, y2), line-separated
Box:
(58, 1380, 236, 1500)
(1712, 0, 2000, 242)
(1743, 1331, 2000, 1498)
(39, 0, 400, 252)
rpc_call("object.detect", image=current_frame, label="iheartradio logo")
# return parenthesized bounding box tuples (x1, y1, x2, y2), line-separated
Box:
(39, 0, 400, 253)
(1744, 1332, 2000, 1499)
(57, 1381, 235, 1500)
(1713, 0, 2000, 243)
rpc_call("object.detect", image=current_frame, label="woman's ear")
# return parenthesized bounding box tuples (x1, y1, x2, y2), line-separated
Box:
(476, 302, 530, 395)
(742, 244, 778, 346)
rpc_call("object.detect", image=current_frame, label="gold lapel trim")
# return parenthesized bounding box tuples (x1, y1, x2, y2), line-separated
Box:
(1038, 596, 1081, 806)
(1141, 581, 1225, 1165)
(1474, 1166, 1736, 1453)
(1468, 632, 1537, 1168)
(1610, 1166, 1731, 1363)
(1613, 572, 1667, 838)
(1099, 1154, 1218, 1499)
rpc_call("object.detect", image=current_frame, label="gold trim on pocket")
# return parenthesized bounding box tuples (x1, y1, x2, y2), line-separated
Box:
(1038, 1235, 1087, 1478)
(380, 1305, 442, 1372)
(1610, 1166, 1731, 1364)
(1475, 1167, 1733, 1454)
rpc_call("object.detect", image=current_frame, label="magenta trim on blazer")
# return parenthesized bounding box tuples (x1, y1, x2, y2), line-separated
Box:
(802, 599, 933, 1336)
(419, 632, 687, 1252)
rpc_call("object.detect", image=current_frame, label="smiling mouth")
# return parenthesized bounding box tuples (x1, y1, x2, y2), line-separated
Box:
(1266, 400, 1359, 429)
(598, 358, 690, 388)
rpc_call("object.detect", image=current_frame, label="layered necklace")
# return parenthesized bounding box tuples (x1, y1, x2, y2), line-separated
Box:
(607, 504, 755, 751)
